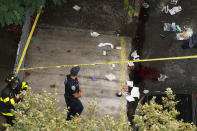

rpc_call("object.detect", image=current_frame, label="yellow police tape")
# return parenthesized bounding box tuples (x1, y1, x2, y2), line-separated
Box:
(16, 7, 42, 74)
(19, 55, 197, 71)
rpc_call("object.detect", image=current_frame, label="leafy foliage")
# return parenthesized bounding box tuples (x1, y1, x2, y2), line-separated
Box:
(124, 0, 134, 16)
(3, 88, 196, 130)
(0, 0, 67, 27)
(133, 88, 197, 131)
(3, 89, 130, 130)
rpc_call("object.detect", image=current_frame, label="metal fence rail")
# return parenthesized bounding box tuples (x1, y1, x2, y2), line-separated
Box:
(13, 11, 31, 81)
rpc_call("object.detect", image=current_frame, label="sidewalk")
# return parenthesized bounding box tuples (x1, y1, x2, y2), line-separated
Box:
(24, 24, 131, 118)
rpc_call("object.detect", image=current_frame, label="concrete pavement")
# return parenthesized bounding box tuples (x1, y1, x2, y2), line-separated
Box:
(24, 24, 131, 118)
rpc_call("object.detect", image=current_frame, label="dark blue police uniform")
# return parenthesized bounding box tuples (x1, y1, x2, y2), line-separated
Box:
(64, 75, 84, 120)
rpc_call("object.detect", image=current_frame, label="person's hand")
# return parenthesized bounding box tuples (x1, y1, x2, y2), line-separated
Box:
(15, 94, 20, 99)
(80, 92, 83, 97)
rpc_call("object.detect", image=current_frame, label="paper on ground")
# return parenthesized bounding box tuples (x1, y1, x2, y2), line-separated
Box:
(158, 74, 168, 82)
(73, 5, 81, 11)
(128, 62, 134, 66)
(105, 73, 116, 81)
(162, 5, 169, 14)
(126, 95, 135, 102)
(98, 43, 114, 49)
(130, 87, 140, 98)
(164, 22, 182, 32)
(171, 0, 178, 5)
(176, 28, 193, 40)
(131, 50, 140, 60)
(91, 32, 100, 37)
(162, 5, 182, 15)
(127, 81, 133, 87)
(143, 90, 149, 94)
(169, 6, 182, 15)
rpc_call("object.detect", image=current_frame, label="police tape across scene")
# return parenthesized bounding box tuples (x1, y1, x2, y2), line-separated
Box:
(18, 55, 197, 71)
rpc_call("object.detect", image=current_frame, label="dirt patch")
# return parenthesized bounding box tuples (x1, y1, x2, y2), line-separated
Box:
(40, 0, 130, 33)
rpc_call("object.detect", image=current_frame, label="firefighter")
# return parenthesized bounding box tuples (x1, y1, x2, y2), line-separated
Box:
(5, 74, 30, 95)
(0, 78, 21, 125)
(64, 66, 84, 120)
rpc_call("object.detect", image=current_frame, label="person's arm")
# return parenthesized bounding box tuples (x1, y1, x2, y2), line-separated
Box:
(73, 86, 82, 98)
(73, 92, 82, 98)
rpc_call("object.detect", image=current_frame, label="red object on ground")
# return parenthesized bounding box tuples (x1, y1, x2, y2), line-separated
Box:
(24, 72, 31, 79)
(50, 84, 56, 88)
(128, 66, 135, 70)
(67, 50, 71, 53)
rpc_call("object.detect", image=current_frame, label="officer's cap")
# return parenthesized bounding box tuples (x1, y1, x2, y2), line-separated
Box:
(70, 66, 80, 76)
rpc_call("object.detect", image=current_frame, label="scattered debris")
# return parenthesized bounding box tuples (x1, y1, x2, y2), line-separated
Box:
(92, 76, 97, 81)
(171, 0, 178, 5)
(127, 81, 133, 87)
(169, 6, 182, 15)
(50, 84, 56, 88)
(142, 3, 150, 8)
(112, 64, 116, 68)
(115, 46, 121, 50)
(158, 74, 168, 82)
(128, 62, 134, 66)
(126, 95, 135, 102)
(164, 22, 181, 32)
(105, 73, 116, 81)
(162, 5, 169, 14)
(131, 50, 140, 60)
(130, 87, 140, 98)
(162, 5, 182, 15)
(73, 5, 81, 11)
(160, 34, 166, 39)
(128, 62, 135, 70)
(176, 28, 193, 40)
(125, 87, 140, 102)
(67, 50, 71, 53)
(116, 91, 122, 97)
(143, 89, 149, 94)
(103, 50, 107, 56)
(98, 43, 114, 49)
(91, 32, 100, 37)
(24, 72, 31, 79)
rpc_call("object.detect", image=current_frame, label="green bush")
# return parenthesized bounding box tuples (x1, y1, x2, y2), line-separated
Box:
(0, 0, 67, 27)
(3, 89, 130, 131)
(133, 88, 197, 131)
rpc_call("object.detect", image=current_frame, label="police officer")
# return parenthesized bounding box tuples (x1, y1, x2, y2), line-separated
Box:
(64, 66, 84, 120)
(0, 77, 21, 125)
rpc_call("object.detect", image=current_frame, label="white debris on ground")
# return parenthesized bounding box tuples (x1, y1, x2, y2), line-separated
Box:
(73, 5, 81, 11)
(115, 46, 121, 50)
(105, 73, 116, 81)
(164, 22, 182, 32)
(143, 90, 149, 94)
(128, 62, 134, 66)
(127, 81, 133, 87)
(131, 50, 140, 60)
(158, 74, 168, 82)
(91, 32, 100, 37)
(126, 87, 140, 102)
(162, 5, 182, 15)
(169, 6, 182, 15)
(176, 27, 193, 40)
(171, 0, 178, 5)
(102, 50, 107, 56)
(111, 64, 115, 68)
(98, 43, 114, 49)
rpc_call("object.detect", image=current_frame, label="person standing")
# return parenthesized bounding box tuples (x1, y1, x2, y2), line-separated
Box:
(0, 78, 21, 125)
(64, 66, 84, 120)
